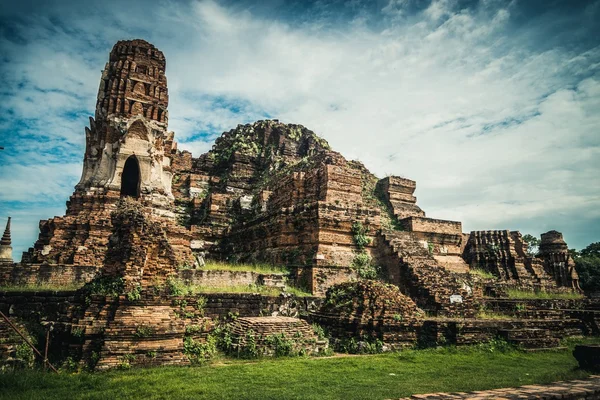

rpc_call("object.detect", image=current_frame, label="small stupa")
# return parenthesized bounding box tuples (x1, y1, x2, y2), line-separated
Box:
(0, 217, 13, 263)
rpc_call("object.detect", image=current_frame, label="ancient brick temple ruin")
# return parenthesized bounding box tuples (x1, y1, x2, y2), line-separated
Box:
(0, 39, 592, 369)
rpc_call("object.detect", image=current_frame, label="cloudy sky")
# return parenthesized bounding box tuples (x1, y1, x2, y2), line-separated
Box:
(0, 0, 598, 257)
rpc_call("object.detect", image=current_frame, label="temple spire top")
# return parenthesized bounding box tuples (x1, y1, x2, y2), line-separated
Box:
(1, 217, 10, 246)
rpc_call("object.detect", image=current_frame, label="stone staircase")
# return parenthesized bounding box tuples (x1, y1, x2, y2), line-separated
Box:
(0, 318, 34, 370)
(378, 230, 479, 317)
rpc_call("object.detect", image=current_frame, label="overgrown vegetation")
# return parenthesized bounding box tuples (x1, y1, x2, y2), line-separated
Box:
(126, 284, 142, 302)
(332, 335, 384, 354)
(164, 278, 310, 297)
(183, 336, 218, 365)
(201, 261, 289, 274)
(81, 276, 125, 304)
(0, 283, 82, 292)
(165, 277, 311, 297)
(573, 242, 600, 293)
(522, 234, 541, 256)
(350, 221, 380, 280)
(505, 289, 584, 300)
(133, 325, 155, 338)
(3, 339, 599, 400)
(469, 268, 496, 280)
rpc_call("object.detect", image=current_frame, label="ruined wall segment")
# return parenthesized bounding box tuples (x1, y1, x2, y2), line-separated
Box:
(539, 231, 580, 290)
(463, 230, 578, 291)
(377, 176, 425, 220)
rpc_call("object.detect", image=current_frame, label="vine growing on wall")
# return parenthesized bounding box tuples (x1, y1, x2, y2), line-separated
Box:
(350, 222, 379, 280)
(351, 222, 372, 250)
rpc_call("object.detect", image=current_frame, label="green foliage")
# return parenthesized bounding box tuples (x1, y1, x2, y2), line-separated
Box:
(15, 343, 34, 365)
(81, 276, 125, 304)
(351, 222, 372, 250)
(133, 325, 155, 338)
(117, 354, 135, 370)
(469, 268, 496, 279)
(312, 324, 326, 340)
(237, 330, 259, 359)
(71, 327, 84, 338)
(575, 242, 600, 292)
(60, 356, 79, 372)
(264, 333, 297, 357)
(475, 338, 514, 353)
(505, 289, 584, 300)
(185, 325, 203, 335)
(126, 285, 142, 302)
(351, 252, 371, 268)
(427, 242, 434, 256)
(195, 296, 207, 316)
(183, 336, 218, 365)
(165, 278, 290, 297)
(89, 352, 100, 370)
(351, 251, 380, 280)
(350, 221, 381, 279)
(166, 277, 189, 296)
(146, 351, 157, 359)
(522, 234, 541, 256)
(202, 261, 288, 274)
(581, 242, 600, 257)
(0, 283, 81, 292)
(334, 335, 384, 354)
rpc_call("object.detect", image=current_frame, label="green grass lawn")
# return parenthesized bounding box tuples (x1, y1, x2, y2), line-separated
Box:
(1, 340, 597, 400)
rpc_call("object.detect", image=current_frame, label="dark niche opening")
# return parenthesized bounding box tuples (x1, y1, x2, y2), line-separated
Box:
(120, 156, 141, 198)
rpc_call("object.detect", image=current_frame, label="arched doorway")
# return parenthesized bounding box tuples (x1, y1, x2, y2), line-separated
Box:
(120, 156, 140, 198)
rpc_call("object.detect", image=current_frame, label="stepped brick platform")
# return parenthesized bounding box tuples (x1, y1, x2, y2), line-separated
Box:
(229, 316, 325, 355)
(398, 375, 600, 399)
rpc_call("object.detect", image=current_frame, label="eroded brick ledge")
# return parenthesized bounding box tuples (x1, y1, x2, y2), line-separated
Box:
(397, 375, 600, 399)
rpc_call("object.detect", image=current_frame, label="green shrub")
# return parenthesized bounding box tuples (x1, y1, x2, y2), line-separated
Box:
(351, 252, 380, 280)
(15, 343, 34, 365)
(183, 336, 217, 364)
(126, 285, 142, 301)
(351, 222, 372, 250)
(166, 278, 189, 296)
(134, 325, 155, 338)
(312, 324, 326, 340)
(117, 354, 135, 370)
(81, 276, 125, 304)
(238, 330, 259, 359)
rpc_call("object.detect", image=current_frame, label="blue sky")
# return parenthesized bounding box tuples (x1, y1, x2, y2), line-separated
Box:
(0, 0, 599, 257)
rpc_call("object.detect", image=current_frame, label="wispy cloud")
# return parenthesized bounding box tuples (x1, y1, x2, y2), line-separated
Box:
(0, 0, 598, 256)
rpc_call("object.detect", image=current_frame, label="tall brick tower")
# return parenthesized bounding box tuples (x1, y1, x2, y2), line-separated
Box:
(77, 39, 176, 204)
(24, 40, 186, 266)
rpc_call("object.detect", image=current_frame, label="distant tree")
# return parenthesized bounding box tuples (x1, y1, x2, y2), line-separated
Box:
(522, 234, 540, 256)
(575, 242, 600, 293)
(581, 242, 600, 258)
(569, 248, 580, 258)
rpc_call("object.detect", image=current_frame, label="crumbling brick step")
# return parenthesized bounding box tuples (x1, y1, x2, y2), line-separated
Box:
(396, 374, 600, 399)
